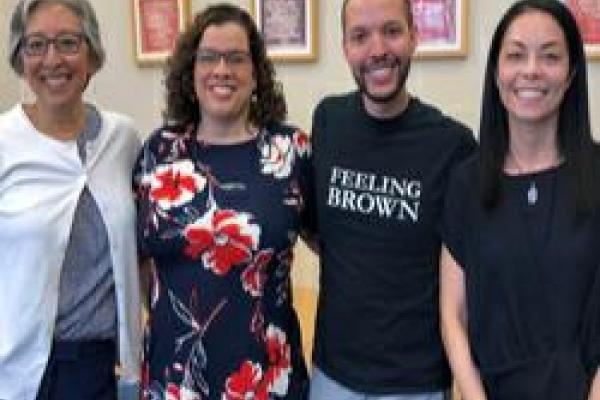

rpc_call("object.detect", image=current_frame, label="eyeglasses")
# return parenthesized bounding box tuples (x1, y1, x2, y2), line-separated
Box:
(21, 32, 85, 57)
(196, 49, 252, 68)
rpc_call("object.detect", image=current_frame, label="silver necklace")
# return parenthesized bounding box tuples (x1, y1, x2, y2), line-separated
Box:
(510, 153, 539, 206)
(526, 181, 538, 205)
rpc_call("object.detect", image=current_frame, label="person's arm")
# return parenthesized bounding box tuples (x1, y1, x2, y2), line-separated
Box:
(589, 368, 600, 400)
(440, 245, 487, 400)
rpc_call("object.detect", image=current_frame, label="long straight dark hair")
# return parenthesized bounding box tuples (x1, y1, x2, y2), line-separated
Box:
(479, 0, 599, 213)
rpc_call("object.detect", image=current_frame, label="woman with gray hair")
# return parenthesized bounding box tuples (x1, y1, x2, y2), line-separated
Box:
(0, 1, 142, 399)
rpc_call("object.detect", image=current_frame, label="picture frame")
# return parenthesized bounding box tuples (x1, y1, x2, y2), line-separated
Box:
(132, 0, 190, 65)
(412, 0, 468, 59)
(563, 0, 600, 60)
(250, 0, 318, 62)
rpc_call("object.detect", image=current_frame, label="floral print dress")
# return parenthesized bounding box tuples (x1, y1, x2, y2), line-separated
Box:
(134, 123, 311, 400)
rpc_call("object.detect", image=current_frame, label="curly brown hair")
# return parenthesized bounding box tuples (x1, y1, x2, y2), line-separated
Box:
(163, 3, 287, 131)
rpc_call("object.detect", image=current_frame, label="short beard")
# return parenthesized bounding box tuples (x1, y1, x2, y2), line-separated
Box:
(353, 55, 411, 104)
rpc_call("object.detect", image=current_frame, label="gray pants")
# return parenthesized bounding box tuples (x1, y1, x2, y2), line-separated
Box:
(309, 367, 450, 400)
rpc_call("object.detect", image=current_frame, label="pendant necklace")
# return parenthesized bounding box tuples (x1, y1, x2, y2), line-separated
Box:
(526, 181, 538, 206)
(510, 153, 539, 206)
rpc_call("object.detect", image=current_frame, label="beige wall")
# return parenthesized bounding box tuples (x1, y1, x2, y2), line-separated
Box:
(1, 0, 600, 288)
(2, 0, 599, 134)
(0, 0, 19, 110)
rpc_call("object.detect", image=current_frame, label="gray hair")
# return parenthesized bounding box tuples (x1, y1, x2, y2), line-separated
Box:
(9, 0, 105, 75)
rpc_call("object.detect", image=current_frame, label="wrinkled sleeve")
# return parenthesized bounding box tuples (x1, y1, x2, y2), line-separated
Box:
(439, 161, 472, 269)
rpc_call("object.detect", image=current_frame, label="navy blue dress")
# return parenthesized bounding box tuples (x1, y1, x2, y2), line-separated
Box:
(134, 123, 311, 400)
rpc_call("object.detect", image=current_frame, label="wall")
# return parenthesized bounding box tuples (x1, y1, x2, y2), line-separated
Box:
(0, 0, 19, 110)
(1, 0, 600, 290)
(3, 1, 599, 134)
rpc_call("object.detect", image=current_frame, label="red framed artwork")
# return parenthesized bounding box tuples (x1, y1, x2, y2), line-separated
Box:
(251, 0, 318, 62)
(412, 0, 468, 59)
(132, 0, 189, 65)
(563, 0, 600, 59)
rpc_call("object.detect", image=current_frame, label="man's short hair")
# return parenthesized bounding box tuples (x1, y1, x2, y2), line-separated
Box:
(341, 0, 414, 34)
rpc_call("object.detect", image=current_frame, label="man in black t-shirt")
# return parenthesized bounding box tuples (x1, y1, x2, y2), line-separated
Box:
(308, 0, 476, 398)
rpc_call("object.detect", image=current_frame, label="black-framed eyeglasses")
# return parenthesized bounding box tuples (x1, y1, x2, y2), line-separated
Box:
(195, 49, 252, 68)
(21, 32, 86, 57)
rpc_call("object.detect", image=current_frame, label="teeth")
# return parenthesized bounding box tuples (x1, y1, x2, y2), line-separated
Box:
(367, 67, 393, 79)
(516, 89, 545, 99)
(211, 86, 234, 96)
(43, 75, 69, 88)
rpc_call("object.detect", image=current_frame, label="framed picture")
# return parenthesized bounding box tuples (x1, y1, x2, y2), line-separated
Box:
(563, 0, 600, 59)
(412, 0, 468, 59)
(250, 0, 318, 62)
(132, 0, 189, 65)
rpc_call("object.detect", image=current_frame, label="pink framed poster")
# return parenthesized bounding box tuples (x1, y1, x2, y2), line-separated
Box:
(132, 0, 189, 65)
(251, 0, 318, 62)
(412, 0, 468, 59)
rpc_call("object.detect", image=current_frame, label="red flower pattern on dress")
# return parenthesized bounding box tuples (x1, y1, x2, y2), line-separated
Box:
(260, 135, 294, 179)
(241, 249, 274, 297)
(166, 382, 180, 400)
(137, 126, 308, 398)
(222, 361, 268, 400)
(222, 325, 291, 399)
(165, 381, 201, 400)
(183, 208, 260, 276)
(149, 160, 206, 209)
(293, 130, 310, 157)
(263, 325, 292, 396)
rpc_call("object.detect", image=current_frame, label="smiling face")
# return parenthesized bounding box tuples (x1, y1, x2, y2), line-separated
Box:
(22, 3, 95, 113)
(496, 10, 572, 129)
(342, 0, 416, 116)
(193, 22, 256, 124)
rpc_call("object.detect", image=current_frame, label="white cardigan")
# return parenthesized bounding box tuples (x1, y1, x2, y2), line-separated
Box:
(0, 104, 142, 400)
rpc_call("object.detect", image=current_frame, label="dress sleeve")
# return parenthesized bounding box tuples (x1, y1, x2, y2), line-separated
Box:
(291, 127, 316, 238)
(439, 160, 472, 269)
(132, 133, 158, 260)
(582, 263, 600, 373)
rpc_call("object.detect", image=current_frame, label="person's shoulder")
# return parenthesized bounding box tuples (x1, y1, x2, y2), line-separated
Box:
(142, 124, 192, 151)
(451, 152, 479, 184)
(0, 104, 24, 127)
(411, 97, 473, 136)
(99, 108, 135, 130)
(96, 108, 141, 150)
(264, 120, 308, 137)
(0, 104, 28, 145)
(316, 91, 358, 111)
(263, 121, 310, 154)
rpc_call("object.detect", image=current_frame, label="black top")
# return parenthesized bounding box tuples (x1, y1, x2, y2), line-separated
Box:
(134, 123, 311, 399)
(442, 155, 600, 400)
(310, 92, 476, 394)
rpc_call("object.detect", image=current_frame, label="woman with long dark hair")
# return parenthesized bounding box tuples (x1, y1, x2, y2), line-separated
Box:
(440, 0, 600, 398)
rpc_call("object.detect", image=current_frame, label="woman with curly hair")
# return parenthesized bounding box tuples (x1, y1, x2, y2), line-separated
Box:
(133, 3, 312, 399)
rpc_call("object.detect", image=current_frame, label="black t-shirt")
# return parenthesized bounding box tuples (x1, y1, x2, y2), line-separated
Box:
(310, 92, 476, 394)
(442, 155, 600, 399)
